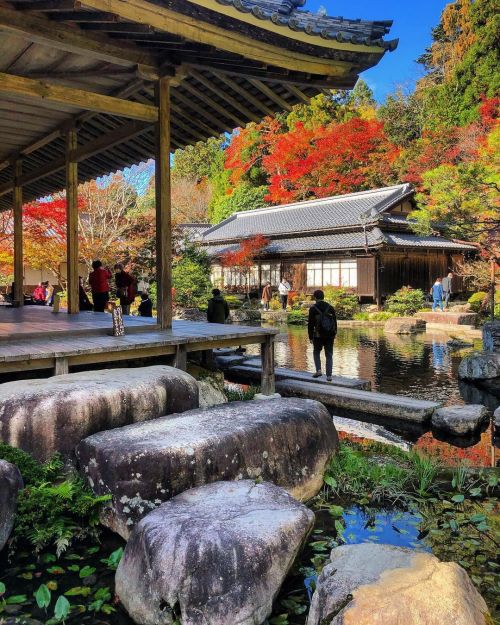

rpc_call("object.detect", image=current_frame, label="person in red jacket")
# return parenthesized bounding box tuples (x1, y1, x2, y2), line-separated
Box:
(88, 260, 112, 313)
(114, 263, 136, 315)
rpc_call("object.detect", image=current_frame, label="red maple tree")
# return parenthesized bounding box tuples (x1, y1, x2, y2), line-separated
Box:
(220, 234, 269, 299)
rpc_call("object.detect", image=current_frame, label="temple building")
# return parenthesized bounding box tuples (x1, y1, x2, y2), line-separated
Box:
(200, 184, 476, 302)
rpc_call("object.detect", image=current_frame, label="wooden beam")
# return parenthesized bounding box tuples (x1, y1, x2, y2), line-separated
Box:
(188, 69, 261, 123)
(13, 160, 23, 307)
(209, 71, 275, 116)
(180, 80, 246, 128)
(0, 5, 158, 70)
(65, 128, 79, 314)
(0, 72, 158, 122)
(155, 77, 172, 329)
(248, 79, 292, 112)
(15, 0, 82, 11)
(79, 0, 352, 77)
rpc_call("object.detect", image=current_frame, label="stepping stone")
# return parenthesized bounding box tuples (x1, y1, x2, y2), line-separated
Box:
(432, 404, 489, 435)
(0, 366, 199, 461)
(76, 398, 338, 538)
(116, 480, 315, 625)
(307, 543, 491, 625)
(277, 379, 439, 422)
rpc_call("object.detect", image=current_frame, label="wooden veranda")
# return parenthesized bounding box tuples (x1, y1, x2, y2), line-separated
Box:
(0, 0, 396, 388)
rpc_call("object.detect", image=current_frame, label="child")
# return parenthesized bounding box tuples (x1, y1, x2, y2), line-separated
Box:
(431, 278, 444, 312)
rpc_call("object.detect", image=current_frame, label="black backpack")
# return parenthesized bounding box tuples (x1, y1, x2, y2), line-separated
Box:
(313, 304, 337, 338)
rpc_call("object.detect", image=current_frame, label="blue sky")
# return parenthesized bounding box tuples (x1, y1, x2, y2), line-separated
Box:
(306, 0, 447, 101)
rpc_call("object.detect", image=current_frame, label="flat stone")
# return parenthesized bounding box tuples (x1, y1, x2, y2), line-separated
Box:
(447, 338, 474, 349)
(307, 543, 491, 625)
(0, 459, 23, 552)
(458, 352, 500, 381)
(432, 404, 490, 435)
(76, 398, 338, 538)
(416, 311, 478, 326)
(277, 379, 439, 422)
(116, 480, 314, 625)
(0, 366, 199, 462)
(384, 317, 426, 334)
(229, 309, 261, 322)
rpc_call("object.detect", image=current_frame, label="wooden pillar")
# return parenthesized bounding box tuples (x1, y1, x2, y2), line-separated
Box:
(65, 127, 79, 314)
(260, 334, 275, 395)
(13, 160, 23, 307)
(155, 77, 172, 329)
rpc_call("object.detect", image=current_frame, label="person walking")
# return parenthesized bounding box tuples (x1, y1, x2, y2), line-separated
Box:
(278, 277, 291, 310)
(431, 278, 445, 312)
(308, 289, 337, 382)
(262, 281, 273, 310)
(138, 292, 153, 317)
(207, 288, 230, 324)
(114, 263, 136, 315)
(441, 272, 453, 308)
(89, 260, 112, 313)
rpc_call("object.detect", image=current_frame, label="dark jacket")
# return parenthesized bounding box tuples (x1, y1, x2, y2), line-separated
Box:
(207, 295, 230, 324)
(308, 300, 337, 340)
(138, 297, 153, 317)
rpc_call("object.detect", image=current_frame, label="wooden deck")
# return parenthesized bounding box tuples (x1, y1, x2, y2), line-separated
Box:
(0, 307, 278, 391)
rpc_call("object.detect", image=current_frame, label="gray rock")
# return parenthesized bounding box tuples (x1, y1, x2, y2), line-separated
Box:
(173, 307, 206, 321)
(229, 308, 261, 322)
(494, 406, 500, 430)
(196, 373, 228, 408)
(116, 480, 314, 625)
(0, 366, 199, 462)
(483, 320, 500, 353)
(0, 460, 23, 552)
(76, 398, 338, 538)
(384, 317, 426, 334)
(447, 338, 474, 349)
(458, 352, 500, 381)
(432, 404, 489, 435)
(307, 543, 490, 625)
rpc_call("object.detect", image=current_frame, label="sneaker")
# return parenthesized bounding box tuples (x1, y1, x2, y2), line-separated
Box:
(326, 376, 333, 382)
(312, 372, 322, 378)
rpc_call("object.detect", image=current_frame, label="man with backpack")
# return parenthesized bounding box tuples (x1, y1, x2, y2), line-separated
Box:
(308, 289, 338, 382)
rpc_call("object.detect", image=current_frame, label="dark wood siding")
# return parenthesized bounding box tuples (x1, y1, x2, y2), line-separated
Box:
(379, 251, 450, 296)
(282, 260, 306, 292)
(357, 256, 376, 296)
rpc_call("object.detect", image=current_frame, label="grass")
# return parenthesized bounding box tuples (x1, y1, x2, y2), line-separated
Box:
(223, 384, 260, 402)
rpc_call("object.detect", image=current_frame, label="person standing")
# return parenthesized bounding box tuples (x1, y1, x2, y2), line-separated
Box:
(32, 282, 46, 305)
(261, 281, 273, 310)
(441, 272, 453, 308)
(308, 289, 337, 382)
(78, 276, 93, 311)
(278, 277, 291, 310)
(114, 263, 136, 315)
(207, 288, 230, 324)
(431, 278, 445, 312)
(138, 292, 153, 317)
(89, 260, 112, 313)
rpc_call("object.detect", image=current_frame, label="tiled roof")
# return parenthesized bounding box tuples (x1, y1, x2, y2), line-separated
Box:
(176, 223, 211, 240)
(214, 0, 398, 50)
(383, 233, 477, 251)
(202, 184, 414, 242)
(204, 228, 476, 257)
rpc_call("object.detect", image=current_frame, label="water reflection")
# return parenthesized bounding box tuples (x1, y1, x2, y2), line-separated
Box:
(246, 324, 499, 467)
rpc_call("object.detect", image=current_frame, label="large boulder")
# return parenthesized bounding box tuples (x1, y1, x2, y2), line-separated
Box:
(0, 460, 23, 551)
(307, 543, 491, 625)
(76, 398, 337, 538)
(458, 352, 500, 381)
(0, 366, 199, 462)
(432, 404, 489, 435)
(384, 317, 426, 334)
(116, 480, 314, 625)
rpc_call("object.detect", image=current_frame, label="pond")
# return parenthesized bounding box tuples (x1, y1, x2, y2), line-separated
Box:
(246, 324, 499, 468)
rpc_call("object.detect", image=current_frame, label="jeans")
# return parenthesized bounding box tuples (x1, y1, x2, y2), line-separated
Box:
(280, 294, 288, 310)
(313, 336, 334, 376)
(92, 291, 109, 313)
(444, 291, 451, 308)
(432, 298, 444, 312)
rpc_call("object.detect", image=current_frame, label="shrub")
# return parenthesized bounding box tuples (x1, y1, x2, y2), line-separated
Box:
(385, 287, 425, 316)
(353, 311, 396, 321)
(323, 287, 359, 319)
(468, 291, 488, 312)
(224, 294, 244, 309)
(287, 309, 308, 325)
(0, 445, 109, 554)
(269, 296, 282, 311)
(172, 258, 211, 308)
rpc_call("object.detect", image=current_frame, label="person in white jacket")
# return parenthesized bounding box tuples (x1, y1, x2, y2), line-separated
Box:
(278, 278, 291, 310)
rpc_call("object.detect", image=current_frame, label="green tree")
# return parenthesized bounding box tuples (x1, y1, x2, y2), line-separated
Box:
(172, 137, 225, 181)
(209, 183, 268, 224)
(379, 89, 425, 146)
(172, 243, 212, 307)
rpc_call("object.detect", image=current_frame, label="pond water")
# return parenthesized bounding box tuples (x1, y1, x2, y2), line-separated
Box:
(246, 324, 499, 467)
